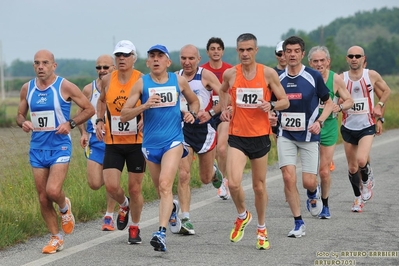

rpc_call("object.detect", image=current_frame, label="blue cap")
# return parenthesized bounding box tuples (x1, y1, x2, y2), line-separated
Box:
(147, 44, 170, 58)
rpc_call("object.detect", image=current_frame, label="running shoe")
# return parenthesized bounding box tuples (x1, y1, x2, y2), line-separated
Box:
(230, 211, 252, 242)
(117, 197, 130, 230)
(369, 166, 375, 189)
(318, 206, 331, 219)
(212, 163, 223, 189)
(217, 178, 230, 200)
(306, 185, 323, 217)
(102, 216, 115, 231)
(288, 220, 306, 238)
(60, 197, 75, 234)
(168, 200, 181, 234)
(150, 230, 166, 252)
(42, 236, 64, 254)
(256, 228, 270, 250)
(128, 225, 142, 244)
(351, 197, 364, 212)
(179, 217, 195, 235)
(330, 161, 335, 172)
(361, 179, 373, 202)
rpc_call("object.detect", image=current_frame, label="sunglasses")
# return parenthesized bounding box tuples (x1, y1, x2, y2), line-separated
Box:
(115, 52, 133, 58)
(95, 65, 111, 70)
(347, 54, 363, 59)
(275, 52, 283, 57)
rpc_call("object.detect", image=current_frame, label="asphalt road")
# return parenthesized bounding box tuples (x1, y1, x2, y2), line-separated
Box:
(1, 129, 398, 266)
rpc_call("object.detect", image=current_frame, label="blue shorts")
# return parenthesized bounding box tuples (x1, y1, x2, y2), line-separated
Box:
(30, 148, 71, 168)
(142, 141, 188, 164)
(85, 133, 105, 165)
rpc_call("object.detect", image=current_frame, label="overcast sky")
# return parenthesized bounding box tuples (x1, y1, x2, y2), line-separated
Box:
(0, 0, 397, 64)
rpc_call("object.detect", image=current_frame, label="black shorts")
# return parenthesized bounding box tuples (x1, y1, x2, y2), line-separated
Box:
(103, 144, 146, 173)
(340, 125, 375, 145)
(183, 122, 217, 154)
(228, 135, 271, 160)
(210, 114, 222, 129)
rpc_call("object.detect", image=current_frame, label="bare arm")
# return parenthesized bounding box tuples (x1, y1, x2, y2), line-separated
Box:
(197, 70, 222, 123)
(334, 74, 353, 112)
(16, 83, 34, 132)
(179, 75, 200, 124)
(219, 68, 234, 122)
(370, 70, 391, 117)
(120, 78, 148, 123)
(264, 66, 289, 111)
(77, 83, 92, 148)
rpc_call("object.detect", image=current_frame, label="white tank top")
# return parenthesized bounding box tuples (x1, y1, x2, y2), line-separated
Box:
(342, 69, 375, 130)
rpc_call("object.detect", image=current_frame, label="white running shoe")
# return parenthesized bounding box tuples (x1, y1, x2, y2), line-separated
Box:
(306, 185, 323, 217)
(168, 199, 181, 233)
(217, 178, 230, 200)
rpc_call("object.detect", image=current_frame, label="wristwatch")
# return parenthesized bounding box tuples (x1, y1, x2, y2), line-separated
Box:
(377, 117, 385, 123)
(189, 111, 197, 119)
(95, 118, 104, 125)
(377, 102, 385, 107)
(270, 101, 276, 111)
(69, 119, 77, 129)
(208, 109, 216, 117)
(339, 104, 343, 112)
(317, 120, 324, 128)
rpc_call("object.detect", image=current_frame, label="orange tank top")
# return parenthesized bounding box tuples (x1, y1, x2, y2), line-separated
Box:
(229, 64, 272, 137)
(104, 70, 143, 144)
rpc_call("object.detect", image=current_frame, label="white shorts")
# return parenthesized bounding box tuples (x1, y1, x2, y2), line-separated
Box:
(277, 136, 319, 174)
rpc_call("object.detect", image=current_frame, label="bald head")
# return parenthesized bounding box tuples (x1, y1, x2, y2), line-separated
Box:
(180, 44, 200, 58)
(347, 46, 365, 56)
(96, 54, 114, 66)
(34, 50, 55, 62)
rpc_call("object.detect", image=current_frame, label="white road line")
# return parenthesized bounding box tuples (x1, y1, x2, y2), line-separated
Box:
(22, 134, 399, 266)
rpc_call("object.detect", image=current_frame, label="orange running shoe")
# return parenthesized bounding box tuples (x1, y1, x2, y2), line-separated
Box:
(330, 161, 335, 172)
(230, 211, 252, 242)
(102, 216, 115, 231)
(60, 197, 75, 234)
(256, 228, 270, 250)
(42, 236, 64, 254)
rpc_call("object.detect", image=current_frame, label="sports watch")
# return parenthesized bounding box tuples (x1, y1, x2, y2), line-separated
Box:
(69, 119, 77, 129)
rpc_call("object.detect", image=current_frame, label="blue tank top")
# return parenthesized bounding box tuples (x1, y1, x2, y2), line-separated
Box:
(141, 72, 184, 148)
(27, 76, 72, 150)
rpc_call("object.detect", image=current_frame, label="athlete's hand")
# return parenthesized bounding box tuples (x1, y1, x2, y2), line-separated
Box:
(308, 121, 321, 135)
(145, 94, 161, 109)
(258, 99, 272, 113)
(268, 111, 277, 127)
(182, 111, 195, 124)
(220, 106, 232, 122)
(376, 120, 383, 136)
(21, 120, 34, 133)
(197, 110, 211, 124)
(55, 122, 72, 135)
(95, 122, 105, 141)
(80, 132, 88, 148)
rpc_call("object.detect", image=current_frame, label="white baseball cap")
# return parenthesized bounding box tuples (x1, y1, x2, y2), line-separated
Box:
(275, 41, 284, 53)
(113, 40, 136, 55)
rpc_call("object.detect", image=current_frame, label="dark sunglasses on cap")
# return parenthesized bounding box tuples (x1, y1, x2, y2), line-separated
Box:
(275, 52, 283, 57)
(347, 54, 363, 59)
(115, 52, 133, 58)
(95, 65, 111, 70)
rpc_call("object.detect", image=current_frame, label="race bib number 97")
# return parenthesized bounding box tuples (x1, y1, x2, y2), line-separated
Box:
(31, 110, 56, 131)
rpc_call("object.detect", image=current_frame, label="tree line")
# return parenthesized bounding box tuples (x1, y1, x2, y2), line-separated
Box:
(3, 7, 398, 92)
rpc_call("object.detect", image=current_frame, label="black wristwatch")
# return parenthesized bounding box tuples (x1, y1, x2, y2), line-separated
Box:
(317, 120, 324, 128)
(270, 101, 276, 111)
(377, 117, 385, 124)
(189, 111, 197, 119)
(69, 119, 77, 129)
(208, 109, 216, 117)
(95, 118, 104, 125)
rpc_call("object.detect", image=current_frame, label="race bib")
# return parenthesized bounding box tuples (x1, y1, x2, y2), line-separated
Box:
(31, 110, 56, 131)
(347, 97, 369, 115)
(212, 95, 219, 107)
(149, 86, 177, 108)
(110, 115, 137, 135)
(236, 88, 263, 108)
(281, 112, 306, 131)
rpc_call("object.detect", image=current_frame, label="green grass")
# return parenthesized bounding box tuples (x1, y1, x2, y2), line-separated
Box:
(0, 74, 397, 250)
